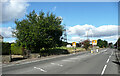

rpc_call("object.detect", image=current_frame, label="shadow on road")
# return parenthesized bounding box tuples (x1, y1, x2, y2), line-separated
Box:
(11, 58, 27, 62)
(112, 61, 120, 65)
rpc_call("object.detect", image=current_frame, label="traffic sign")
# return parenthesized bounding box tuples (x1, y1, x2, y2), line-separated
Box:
(92, 40, 97, 45)
(72, 42, 76, 47)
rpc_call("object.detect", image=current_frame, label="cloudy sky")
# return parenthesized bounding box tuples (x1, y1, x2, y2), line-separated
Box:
(0, 0, 119, 44)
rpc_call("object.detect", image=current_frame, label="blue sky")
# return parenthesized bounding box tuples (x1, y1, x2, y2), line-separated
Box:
(26, 2, 118, 26)
(1, 1, 119, 44)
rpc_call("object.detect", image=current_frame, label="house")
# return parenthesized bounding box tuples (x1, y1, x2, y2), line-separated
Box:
(0, 35, 3, 42)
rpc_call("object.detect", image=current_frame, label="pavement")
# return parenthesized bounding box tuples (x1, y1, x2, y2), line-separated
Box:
(2, 48, 120, 75)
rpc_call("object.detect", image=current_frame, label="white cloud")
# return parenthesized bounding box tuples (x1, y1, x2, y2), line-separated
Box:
(103, 35, 118, 39)
(1, 0, 29, 22)
(67, 24, 118, 37)
(52, 6, 56, 11)
(71, 36, 86, 42)
(0, 27, 13, 38)
(57, 16, 63, 22)
(4, 39, 16, 43)
(71, 37, 80, 41)
(8, 40, 15, 43)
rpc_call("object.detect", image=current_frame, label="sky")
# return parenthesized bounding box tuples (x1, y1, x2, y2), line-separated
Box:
(0, 0, 119, 44)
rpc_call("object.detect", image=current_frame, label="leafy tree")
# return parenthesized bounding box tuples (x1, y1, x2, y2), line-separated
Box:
(109, 42, 113, 48)
(97, 39, 103, 48)
(97, 39, 108, 48)
(83, 39, 90, 51)
(103, 40, 108, 48)
(2, 42, 11, 55)
(13, 10, 64, 53)
(114, 37, 120, 50)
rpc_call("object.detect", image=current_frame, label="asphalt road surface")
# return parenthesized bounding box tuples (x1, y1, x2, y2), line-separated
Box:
(2, 48, 119, 75)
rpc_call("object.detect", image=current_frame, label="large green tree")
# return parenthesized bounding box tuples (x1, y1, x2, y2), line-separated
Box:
(97, 39, 108, 48)
(103, 40, 108, 48)
(13, 10, 63, 53)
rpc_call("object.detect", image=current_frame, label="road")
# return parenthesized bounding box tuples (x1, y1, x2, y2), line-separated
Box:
(2, 48, 119, 75)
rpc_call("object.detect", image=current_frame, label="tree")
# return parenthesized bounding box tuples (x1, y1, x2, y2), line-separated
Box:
(103, 40, 108, 48)
(109, 42, 113, 48)
(114, 37, 120, 50)
(97, 39, 103, 48)
(83, 39, 90, 51)
(97, 39, 108, 48)
(13, 10, 64, 53)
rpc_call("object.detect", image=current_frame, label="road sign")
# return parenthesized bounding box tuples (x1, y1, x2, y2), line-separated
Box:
(72, 42, 76, 47)
(92, 40, 97, 45)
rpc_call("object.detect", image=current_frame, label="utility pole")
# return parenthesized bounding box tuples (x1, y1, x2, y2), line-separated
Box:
(64, 24, 67, 42)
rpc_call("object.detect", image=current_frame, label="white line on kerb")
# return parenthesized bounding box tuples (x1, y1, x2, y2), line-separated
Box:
(106, 59, 110, 63)
(101, 65, 107, 75)
(34, 67, 47, 72)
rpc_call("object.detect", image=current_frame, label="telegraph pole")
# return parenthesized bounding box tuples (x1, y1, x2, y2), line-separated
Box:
(64, 24, 67, 42)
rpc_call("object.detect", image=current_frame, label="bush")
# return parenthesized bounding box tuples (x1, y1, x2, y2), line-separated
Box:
(11, 43, 23, 55)
(83, 40, 90, 51)
(2, 42, 11, 55)
(39, 47, 69, 57)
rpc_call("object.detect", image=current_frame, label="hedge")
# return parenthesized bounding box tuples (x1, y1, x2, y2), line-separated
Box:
(11, 43, 23, 55)
(2, 42, 11, 55)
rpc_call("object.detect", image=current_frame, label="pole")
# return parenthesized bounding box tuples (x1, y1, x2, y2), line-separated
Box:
(10, 50, 12, 62)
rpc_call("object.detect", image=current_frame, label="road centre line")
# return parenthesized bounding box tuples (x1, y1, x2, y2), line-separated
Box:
(101, 51, 113, 75)
(111, 51, 113, 56)
(101, 65, 107, 75)
(109, 56, 111, 58)
(106, 59, 110, 63)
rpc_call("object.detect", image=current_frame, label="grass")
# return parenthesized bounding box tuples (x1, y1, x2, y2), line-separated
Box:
(55, 46, 86, 53)
(39, 46, 87, 57)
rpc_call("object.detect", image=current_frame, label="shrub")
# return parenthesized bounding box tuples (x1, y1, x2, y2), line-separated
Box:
(11, 43, 23, 55)
(2, 42, 11, 55)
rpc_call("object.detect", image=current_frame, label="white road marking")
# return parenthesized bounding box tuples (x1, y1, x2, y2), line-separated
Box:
(109, 56, 111, 58)
(62, 60, 75, 62)
(20, 61, 32, 64)
(101, 65, 107, 75)
(111, 51, 113, 56)
(34, 67, 47, 72)
(101, 50, 112, 75)
(106, 59, 110, 63)
(31, 60, 40, 63)
(69, 58, 79, 60)
(51, 63, 63, 67)
(3, 64, 14, 67)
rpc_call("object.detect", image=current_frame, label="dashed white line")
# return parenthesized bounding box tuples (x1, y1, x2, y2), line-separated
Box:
(106, 59, 110, 63)
(109, 56, 111, 58)
(62, 60, 75, 62)
(101, 65, 107, 75)
(69, 58, 79, 60)
(101, 50, 113, 75)
(34, 67, 47, 72)
(51, 63, 63, 67)
(111, 51, 113, 56)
